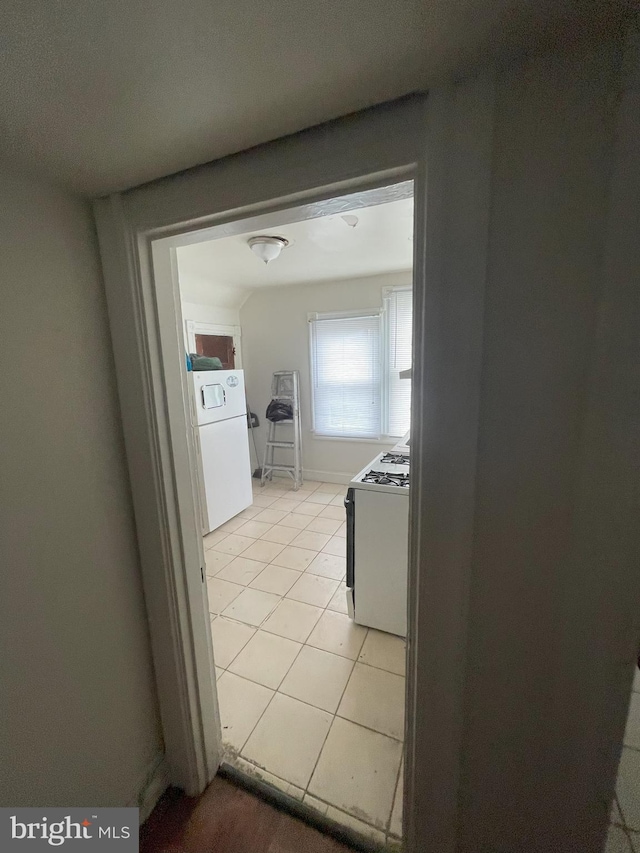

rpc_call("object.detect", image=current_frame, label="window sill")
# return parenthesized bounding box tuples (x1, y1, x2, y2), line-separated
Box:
(311, 434, 399, 444)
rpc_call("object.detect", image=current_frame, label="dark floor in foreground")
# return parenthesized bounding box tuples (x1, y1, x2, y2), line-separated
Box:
(140, 775, 357, 852)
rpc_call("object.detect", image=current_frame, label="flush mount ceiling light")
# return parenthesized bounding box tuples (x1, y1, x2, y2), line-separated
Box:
(247, 235, 289, 264)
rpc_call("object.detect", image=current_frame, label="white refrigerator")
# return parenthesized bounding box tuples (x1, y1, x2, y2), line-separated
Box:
(189, 369, 253, 534)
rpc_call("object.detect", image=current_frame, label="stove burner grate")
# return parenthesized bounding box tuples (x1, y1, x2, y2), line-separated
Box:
(362, 469, 410, 488)
(380, 453, 410, 465)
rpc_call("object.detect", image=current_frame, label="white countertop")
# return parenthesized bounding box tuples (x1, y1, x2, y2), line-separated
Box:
(392, 431, 410, 454)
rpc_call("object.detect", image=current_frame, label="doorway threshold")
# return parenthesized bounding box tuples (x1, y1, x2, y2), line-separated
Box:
(218, 762, 396, 852)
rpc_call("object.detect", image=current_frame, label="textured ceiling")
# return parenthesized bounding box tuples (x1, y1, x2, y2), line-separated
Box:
(0, 0, 628, 195)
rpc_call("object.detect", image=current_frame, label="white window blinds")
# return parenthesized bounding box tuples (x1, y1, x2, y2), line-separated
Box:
(385, 288, 413, 437)
(310, 312, 382, 439)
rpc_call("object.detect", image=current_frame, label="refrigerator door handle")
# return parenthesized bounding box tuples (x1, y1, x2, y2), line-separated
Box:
(345, 488, 355, 590)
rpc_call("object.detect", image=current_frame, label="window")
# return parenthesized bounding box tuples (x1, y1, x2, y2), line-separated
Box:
(310, 312, 382, 439)
(309, 288, 412, 439)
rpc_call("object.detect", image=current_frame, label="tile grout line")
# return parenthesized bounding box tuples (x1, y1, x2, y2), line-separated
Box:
(616, 790, 640, 844)
(617, 774, 638, 853)
(219, 484, 338, 758)
(213, 522, 345, 571)
(217, 632, 406, 771)
(620, 743, 640, 755)
(215, 622, 256, 673)
(234, 678, 279, 756)
(300, 786, 387, 836)
(220, 549, 332, 753)
(229, 751, 397, 843)
(619, 819, 638, 853)
(216, 640, 406, 708)
(226, 577, 306, 752)
(297, 637, 363, 816)
(211, 549, 302, 669)
(212, 565, 403, 681)
(232, 749, 398, 841)
(214, 544, 345, 580)
(236, 628, 310, 752)
(214, 482, 404, 843)
(385, 738, 405, 843)
(211, 520, 346, 617)
(329, 626, 403, 838)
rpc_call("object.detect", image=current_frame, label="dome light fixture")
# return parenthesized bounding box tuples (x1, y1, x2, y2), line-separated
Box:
(247, 235, 289, 264)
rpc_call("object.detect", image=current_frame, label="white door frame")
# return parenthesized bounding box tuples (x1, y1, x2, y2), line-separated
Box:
(93, 89, 494, 852)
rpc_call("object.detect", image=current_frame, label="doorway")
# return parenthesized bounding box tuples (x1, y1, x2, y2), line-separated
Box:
(170, 181, 413, 846)
(94, 92, 493, 853)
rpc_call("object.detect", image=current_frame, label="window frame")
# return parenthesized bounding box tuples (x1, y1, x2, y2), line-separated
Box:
(382, 284, 413, 438)
(308, 308, 384, 440)
(308, 288, 413, 441)
(185, 320, 242, 368)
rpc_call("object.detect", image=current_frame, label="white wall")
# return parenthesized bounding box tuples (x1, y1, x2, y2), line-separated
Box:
(240, 270, 411, 481)
(409, 34, 640, 853)
(179, 270, 244, 362)
(181, 300, 241, 330)
(177, 249, 247, 329)
(0, 170, 162, 807)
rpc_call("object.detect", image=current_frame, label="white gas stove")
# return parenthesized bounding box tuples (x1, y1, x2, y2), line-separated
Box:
(345, 446, 410, 637)
(350, 451, 410, 494)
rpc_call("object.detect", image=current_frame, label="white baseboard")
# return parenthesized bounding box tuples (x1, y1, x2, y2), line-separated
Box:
(266, 469, 352, 486)
(128, 752, 170, 824)
(303, 469, 352, 486)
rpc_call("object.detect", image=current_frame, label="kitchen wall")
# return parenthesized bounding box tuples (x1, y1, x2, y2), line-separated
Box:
(0, 169, 162, 807)
(240, 270, 411, 481)
(181, 300, 240, 329)
(177, 251, 246, 330)
(178, 265, 245, 359)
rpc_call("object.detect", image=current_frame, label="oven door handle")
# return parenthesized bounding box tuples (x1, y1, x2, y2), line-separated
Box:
(344, 488, 355, 590)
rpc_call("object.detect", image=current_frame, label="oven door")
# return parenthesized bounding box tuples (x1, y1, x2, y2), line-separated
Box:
(347, 486, 408, 637)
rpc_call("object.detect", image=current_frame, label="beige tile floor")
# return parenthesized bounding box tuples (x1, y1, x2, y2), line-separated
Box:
(609, 670, 640, 852)
(205, 478, 406, 848)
